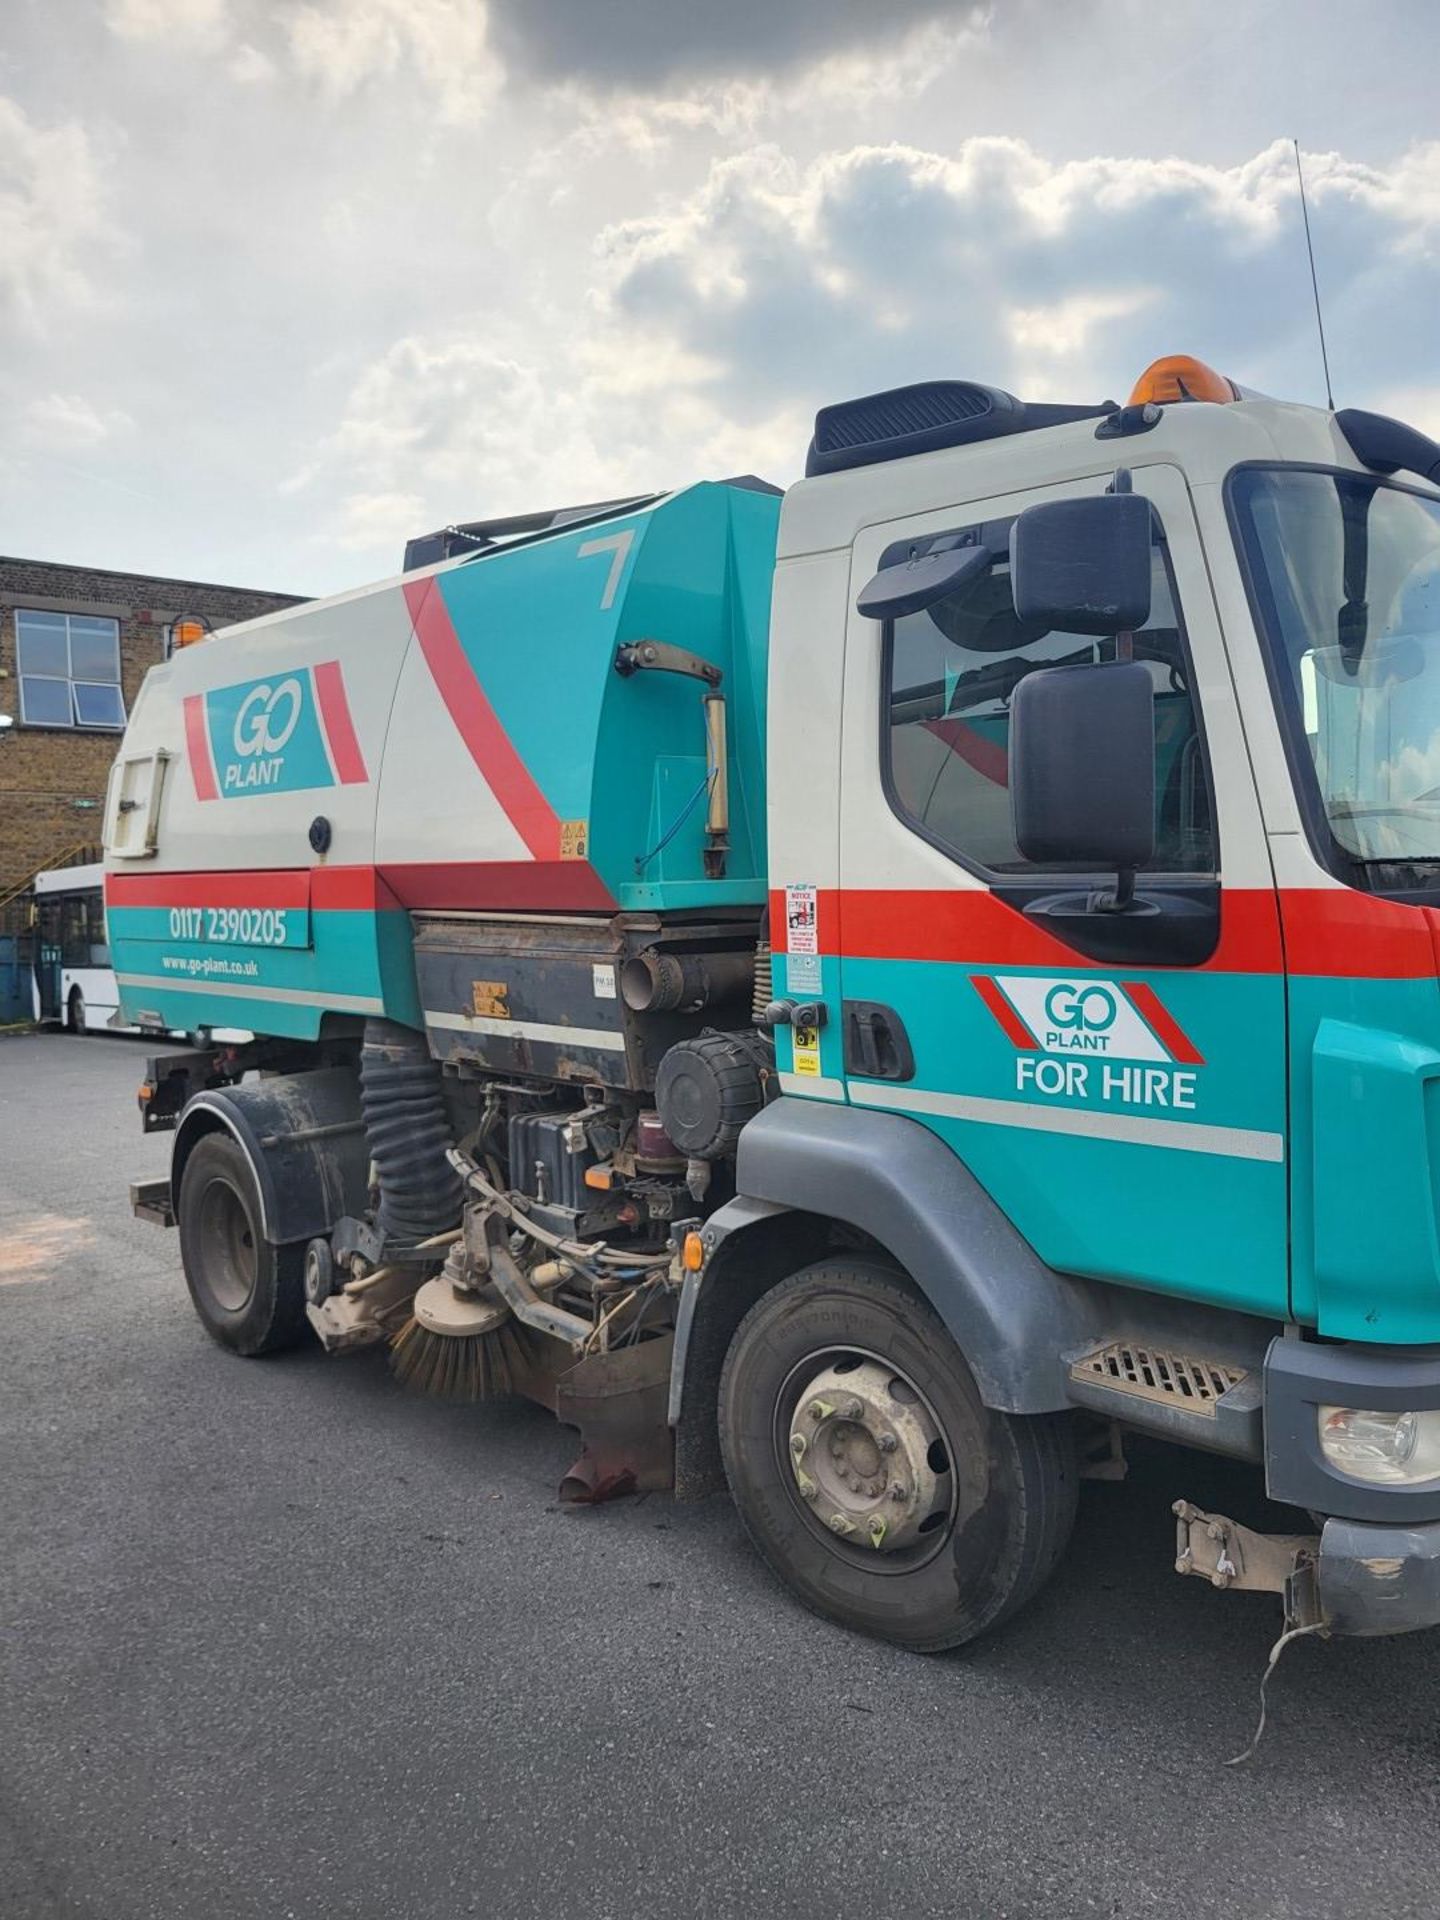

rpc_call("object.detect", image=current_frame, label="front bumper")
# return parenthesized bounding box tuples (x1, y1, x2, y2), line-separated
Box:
(1319, 1518, 1440, 1636)
(1257, 1336, 1440, 1633)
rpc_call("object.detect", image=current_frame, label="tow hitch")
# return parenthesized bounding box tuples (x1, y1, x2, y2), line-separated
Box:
(1172, 1500, 1322, 1631)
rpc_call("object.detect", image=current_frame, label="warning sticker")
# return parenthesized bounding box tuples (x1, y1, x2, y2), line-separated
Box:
(472, 980, 510, 1018)
(784, 883, 818, 956)
(784, 882, 822, 993)
(592, 963, 617, 1000)
(791, 1021, 821, 1077)
(560, 820, 589, 860)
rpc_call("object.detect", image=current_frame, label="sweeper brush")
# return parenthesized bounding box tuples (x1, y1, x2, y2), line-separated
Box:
(389, 1260, 532, 1402)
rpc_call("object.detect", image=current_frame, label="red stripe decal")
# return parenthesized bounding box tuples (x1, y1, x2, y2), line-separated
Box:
(1122, 981, 1205, 1065)
(970, 973, 1039, 1049)
(183, 694, 219, 802)
(107, 868, 314, 910)
(1281, 890, 1440, 980)
(104, 862, 614, 916)
(312, 660, 368, 785)
(404, 577, 560, 861)
(105, 868, 392, 911)
(379, 860, 617, 914)
(771, 888, 1289, 975)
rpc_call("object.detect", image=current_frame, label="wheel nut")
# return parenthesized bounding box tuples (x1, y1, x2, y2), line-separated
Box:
(889, 1482, 906, 1503)
(789, 1433, 806, 1459)
(807, 1399, 833, 1422)
(845, 1398, 865, 1421)
(877, 1433, 898, 1454)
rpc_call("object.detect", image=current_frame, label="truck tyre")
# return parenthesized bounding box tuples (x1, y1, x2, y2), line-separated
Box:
(176, 1134, 307, 1356)
(67, 987, 88, 1035)
(718, 1260, 1077, 1651)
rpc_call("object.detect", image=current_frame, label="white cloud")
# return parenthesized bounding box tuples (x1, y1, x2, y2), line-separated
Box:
(105, 0, 499, 118)
(0, 98, 109, 329)
(284, 0, 499, 123)
(227, 41, 276, 84)
(105, 0, 230, 49)
(23, 393, 133, 447)
(594, 136, 1440, 427)
(293, 335, 618, 548)
(291, 133, 1440, 577)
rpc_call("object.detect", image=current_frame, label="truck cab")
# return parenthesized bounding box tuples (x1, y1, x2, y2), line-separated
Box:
(727, 362, 1440, 1637)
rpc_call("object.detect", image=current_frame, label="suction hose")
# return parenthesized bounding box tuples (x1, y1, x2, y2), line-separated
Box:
(359, 1019, 464, 1244)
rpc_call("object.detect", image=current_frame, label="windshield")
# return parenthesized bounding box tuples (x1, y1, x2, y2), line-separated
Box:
(1233, 467, 1440, 867)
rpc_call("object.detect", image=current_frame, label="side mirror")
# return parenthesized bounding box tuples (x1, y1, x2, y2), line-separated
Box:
(856, 543, 990, 622)
(1336, 408, 1440, 488)
(1010, 661, 1155, 904)
(1010, 492, 1152, 635)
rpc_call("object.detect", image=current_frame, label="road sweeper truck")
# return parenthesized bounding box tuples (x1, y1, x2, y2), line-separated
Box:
(105, 354, 1440, 1651)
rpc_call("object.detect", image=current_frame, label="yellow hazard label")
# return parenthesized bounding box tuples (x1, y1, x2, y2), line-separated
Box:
(792, 1024, 821, 1076)
(559, 820, 588, 860)
(472, 980, 510, 1019)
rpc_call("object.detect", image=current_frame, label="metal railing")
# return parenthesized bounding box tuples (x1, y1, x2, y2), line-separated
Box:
(0, 841, 104, 923)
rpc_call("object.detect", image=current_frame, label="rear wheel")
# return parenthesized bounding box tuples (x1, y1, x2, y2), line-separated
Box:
(176, 1134, 306, 1355)
(718, 1260, 1077, 1651)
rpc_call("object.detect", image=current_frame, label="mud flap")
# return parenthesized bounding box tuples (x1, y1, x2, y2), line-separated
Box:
(555, 1332, 676, 1503)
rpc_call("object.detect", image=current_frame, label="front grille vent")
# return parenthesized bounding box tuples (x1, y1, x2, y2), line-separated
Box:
(1071, 1342, 1245, 1417)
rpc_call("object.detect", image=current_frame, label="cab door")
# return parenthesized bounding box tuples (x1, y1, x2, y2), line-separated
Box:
(835, 465, 1290, 1319)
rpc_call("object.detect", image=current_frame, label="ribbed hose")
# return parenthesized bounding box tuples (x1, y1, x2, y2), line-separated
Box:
(359, 1020, 464, 1244)
(751, 943, 773, 1025)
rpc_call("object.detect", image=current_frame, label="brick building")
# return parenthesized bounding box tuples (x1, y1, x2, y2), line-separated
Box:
(0, 556, 303, 894)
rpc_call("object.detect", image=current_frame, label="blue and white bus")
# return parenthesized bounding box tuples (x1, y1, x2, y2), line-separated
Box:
(32, 863, 123, 1033)
(31, 864, 248, 1042)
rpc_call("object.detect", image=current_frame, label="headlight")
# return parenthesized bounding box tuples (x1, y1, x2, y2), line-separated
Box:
(1318, 1405, 1440, 1484)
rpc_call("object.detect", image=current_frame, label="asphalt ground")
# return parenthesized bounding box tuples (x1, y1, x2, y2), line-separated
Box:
(3, 1032, 1440, 1919)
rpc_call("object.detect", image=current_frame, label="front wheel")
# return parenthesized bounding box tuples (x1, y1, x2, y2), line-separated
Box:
(176, 1134, 307, 1356)
(67, 988, 88, 1034)
(718, 1260, 1077, 1651)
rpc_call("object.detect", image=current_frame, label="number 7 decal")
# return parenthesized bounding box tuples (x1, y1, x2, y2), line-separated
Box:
(576, 529, 635, 610)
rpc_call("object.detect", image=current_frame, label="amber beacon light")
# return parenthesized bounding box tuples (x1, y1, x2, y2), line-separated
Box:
(171, 615, 212, 650)
(1128, 355, 1241, 406)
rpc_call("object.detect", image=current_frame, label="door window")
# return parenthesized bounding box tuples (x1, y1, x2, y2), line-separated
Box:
(883, 530, 1214, 876)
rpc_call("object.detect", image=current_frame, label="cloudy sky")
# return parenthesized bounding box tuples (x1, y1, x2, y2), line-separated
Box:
(3, 0, 1439, 595)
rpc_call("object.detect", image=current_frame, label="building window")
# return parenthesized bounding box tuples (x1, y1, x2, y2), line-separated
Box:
(15, 610, 126, 730)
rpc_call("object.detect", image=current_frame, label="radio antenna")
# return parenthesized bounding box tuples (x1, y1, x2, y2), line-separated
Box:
(1293, 138, 1335, 410)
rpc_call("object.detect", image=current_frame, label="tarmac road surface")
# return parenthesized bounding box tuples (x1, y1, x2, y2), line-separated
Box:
(4, 1033, 1440, 1919)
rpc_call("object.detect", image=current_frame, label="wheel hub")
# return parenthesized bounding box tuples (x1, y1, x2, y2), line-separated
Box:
(786, 1359, 944, 1551)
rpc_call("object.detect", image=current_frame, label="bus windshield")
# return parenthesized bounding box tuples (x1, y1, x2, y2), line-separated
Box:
(1233, 467, 1440, 867)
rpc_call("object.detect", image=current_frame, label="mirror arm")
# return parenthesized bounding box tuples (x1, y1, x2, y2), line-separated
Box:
(1094, 866, 1138, 914)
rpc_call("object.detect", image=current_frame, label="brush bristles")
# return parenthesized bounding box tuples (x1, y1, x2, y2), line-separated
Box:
(389, 1317, 531, 1401)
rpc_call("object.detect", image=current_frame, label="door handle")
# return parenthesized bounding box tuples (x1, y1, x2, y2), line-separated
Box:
(843, 1001, 915, 1082)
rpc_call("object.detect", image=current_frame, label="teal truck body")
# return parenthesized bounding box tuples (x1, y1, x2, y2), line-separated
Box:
(106, 362, 1440, 1649)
